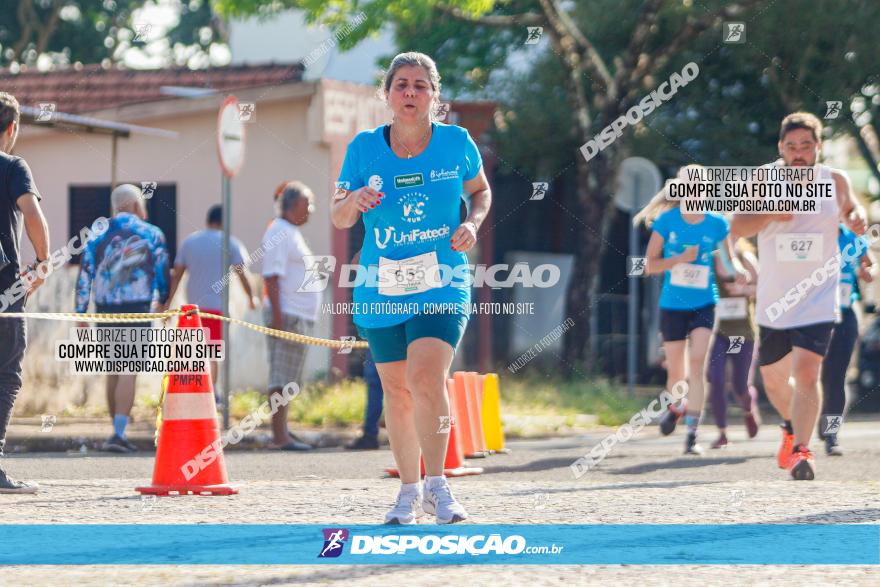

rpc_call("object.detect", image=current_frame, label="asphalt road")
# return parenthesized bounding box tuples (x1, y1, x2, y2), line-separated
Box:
(2, 419, 879, 585)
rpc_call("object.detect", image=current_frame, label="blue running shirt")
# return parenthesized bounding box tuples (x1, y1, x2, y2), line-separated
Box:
(838, 224, 868, 308)
(652, 207, 729, 310)
(338, 123, 482, 328)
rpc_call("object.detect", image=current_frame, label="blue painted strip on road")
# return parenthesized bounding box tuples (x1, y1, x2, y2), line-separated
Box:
(1, 524, 878, 565)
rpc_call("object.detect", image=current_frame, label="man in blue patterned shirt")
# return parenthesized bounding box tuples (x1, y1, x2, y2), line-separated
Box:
(75, 184, 170, 452)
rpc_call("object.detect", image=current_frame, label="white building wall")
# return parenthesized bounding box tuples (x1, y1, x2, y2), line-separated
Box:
(13, 92, 336, 395)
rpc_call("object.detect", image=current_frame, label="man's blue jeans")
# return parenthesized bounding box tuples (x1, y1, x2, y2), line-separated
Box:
(0, 299, 26, 457)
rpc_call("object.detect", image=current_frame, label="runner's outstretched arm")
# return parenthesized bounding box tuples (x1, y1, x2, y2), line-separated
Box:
(452, 169, 492, 252)
(833, 170, 867, 235)
(858, 250, 875, 284)
(643, 231, 696, 275)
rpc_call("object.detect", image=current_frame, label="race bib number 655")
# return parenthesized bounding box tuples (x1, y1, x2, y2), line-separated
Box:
(378, 251, 441, 296)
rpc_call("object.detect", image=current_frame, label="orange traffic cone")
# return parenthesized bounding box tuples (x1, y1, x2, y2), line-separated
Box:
(442, 377, 483, 476)
(136, 305, 237, 496)
(384, 377, 482, 477)
(463, 371, 488, 458)
(452, 371, 482, 458)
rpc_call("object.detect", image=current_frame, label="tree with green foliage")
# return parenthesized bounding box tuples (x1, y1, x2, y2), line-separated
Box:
(0, 0, 225, 67)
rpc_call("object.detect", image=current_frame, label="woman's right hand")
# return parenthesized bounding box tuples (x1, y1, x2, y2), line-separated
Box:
(678, 245, 699, 264)
(351, 187, 384, 213)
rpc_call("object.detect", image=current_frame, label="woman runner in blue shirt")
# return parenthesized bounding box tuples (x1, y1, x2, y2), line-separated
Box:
(332, 52, 492, 524)
(636, 166, 748, 455)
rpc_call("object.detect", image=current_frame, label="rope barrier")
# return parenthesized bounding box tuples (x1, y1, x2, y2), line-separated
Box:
(0, 307, 369, 350)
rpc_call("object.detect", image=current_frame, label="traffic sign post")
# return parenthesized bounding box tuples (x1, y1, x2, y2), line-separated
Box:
(217, 96, 246, 430)
(614, 158, 662, 397)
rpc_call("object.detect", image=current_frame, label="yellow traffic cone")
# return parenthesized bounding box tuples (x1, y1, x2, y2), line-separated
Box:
(481, 373, 508, 453)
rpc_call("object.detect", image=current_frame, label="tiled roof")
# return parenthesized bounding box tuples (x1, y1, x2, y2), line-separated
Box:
(0, 63, 304, 114)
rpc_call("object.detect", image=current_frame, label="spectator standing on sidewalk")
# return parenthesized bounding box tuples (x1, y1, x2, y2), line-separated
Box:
(164, 204, 258, 385)
(261, 181, 320, 450)
(75, 184, 170, 453)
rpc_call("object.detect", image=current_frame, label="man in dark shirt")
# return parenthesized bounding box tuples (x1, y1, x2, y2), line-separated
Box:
(0, 92, 50, 493)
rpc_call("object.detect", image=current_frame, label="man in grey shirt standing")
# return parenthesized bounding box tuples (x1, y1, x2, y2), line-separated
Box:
(165, 204, 257, 385)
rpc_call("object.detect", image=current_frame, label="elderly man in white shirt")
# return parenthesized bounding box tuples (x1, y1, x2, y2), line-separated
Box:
(261, 181, 321, 450)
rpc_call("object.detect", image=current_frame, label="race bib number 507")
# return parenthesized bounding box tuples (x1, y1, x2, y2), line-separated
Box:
(670, 263, 710, 289)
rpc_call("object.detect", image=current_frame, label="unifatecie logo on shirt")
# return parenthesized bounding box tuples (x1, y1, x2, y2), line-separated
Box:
(374, 225, 450, 250)
(394, 173, 424, 189)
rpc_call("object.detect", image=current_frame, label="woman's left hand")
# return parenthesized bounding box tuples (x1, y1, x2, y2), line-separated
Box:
(451, 221, 478, 252)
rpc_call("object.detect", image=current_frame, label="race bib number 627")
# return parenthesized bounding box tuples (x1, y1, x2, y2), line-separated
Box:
(776, 233, 822, 262)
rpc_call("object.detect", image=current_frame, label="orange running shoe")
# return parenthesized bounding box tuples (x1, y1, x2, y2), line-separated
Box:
(777, 424, 795, 469)
(789, 445, 816, 480)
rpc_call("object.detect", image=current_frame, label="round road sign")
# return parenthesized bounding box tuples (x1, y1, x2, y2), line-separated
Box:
(217, 96, 246, 177)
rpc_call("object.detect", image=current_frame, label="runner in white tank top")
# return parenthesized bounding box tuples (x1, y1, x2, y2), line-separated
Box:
(755, 162, 840, 329)
(730, 112, 867, 481)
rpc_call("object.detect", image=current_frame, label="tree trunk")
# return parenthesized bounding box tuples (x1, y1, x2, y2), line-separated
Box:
(562, 150, 617, 373)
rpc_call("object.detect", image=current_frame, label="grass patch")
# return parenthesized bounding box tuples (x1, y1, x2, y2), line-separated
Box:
(229, 379, 366, 427)
(224, 375, 643, 431)
(500, 376, 646, 426)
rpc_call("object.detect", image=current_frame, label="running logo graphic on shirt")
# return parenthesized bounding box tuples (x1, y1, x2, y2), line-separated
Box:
(318, 528, 349, 558)
(399, 192, 429, 223)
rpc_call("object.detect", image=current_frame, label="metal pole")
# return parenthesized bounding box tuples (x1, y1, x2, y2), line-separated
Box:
(221, 176, 231, 430)
(626, 176, 641, 397)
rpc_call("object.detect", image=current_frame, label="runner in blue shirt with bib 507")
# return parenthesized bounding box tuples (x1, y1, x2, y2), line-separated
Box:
(332, 52, 492, 525)
(635, 165, 749, 455)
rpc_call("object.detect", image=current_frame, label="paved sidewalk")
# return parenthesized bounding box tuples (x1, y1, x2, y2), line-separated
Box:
(2, 421, 879, 585)
(5, 417, 360, 452)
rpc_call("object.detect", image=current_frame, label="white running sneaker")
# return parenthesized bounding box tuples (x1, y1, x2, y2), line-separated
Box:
(384, 485, 422, 525)
(422, 477, 468, 524)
